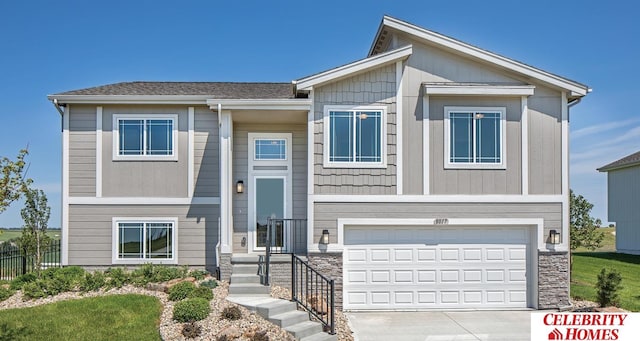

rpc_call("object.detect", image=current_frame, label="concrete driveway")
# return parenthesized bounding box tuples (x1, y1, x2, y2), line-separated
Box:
(345, 311, 532, 341)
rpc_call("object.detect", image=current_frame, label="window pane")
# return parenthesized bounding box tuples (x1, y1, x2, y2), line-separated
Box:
(450, 113, 473, 163)
(147, 223, 172, 259)
(146, 119, 173, 155)
(329, 111, 353, 162)
(475, 113, 501, 163)
(119, 120, 144, 155)
(255, 139, 286, 160)
(119, 223, 143, 258)
(355, 111, 381, 162)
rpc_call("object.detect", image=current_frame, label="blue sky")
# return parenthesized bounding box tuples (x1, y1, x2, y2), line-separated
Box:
(0, 1, 637, 227)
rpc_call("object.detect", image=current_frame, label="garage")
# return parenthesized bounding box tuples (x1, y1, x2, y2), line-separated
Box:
(343, 225, 532, 310)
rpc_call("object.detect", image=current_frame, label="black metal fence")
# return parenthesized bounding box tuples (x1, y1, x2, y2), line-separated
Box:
(264, 218, 307, 286)
(291, 253, 335, 335)
(0, 240, 61, 280)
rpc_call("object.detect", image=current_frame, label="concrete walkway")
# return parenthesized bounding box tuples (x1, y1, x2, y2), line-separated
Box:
(345, 311, 532, 341)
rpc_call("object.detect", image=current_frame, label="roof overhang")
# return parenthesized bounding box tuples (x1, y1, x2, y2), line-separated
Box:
(296, 44, 413, 91)
(424, 83, 535, 96)
(206, 98, 311, 111)
(598, 160, 640, 173)
(370, 16, 590, 98)
(47, 94, 211, 105)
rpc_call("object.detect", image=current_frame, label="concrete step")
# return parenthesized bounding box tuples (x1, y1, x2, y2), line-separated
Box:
(226, 296, 276, 312)
(256, 299, 298, 318)
(232, 264, 259, 275)
(301, 332, 338, 341)
(269, 310, 310, 328)
(228, 283, 270, 295)
(231, 254, 261, 264)
(230, 274, 261, 284)
(285, 321, 322, 340)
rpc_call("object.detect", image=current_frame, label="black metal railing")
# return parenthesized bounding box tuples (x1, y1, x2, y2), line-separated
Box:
(0, 239, 61, 280)
(291, 254, 335, 335)
(264, 218, 306, 286)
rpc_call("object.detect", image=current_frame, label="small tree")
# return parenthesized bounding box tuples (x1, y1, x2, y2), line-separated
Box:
(0, 149, 32, 213)
(596, 268, 623, 307)
(570, 190, 604, 251)
(19, 188, 51, 274)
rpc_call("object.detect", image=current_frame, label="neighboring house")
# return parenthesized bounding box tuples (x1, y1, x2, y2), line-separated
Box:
(48, 16, 589, 310)
(598, 151, 640, 255)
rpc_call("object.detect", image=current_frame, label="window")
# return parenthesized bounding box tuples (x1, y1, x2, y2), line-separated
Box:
(323, 106, 386, 168)
(113, 218, 176, 264)
(113, 115, 177, 160)
(445, 107, 506, 169)
(254, 139, 286, 160)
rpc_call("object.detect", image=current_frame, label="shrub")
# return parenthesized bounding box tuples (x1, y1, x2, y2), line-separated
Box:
(200, 279, 218, 289)
(79, 271, 106, 292)
(168, 282, 196, 301)
(0, 287, 15, 302)
(21, 281, 46, 300)
(173, 298, 210, 322)
(596, 268, 623, 307)
(251, 330, 269, 341)
(220, 306, 242, 320)
(131, 264, 188, 285)
(10, 273, 37, 290)
(105, 267, 129, 288)
(42, 277, 71, 296)
(181, 321, 202, 338)
(189, 286, 213, 301)
(188, 270, 208, 281)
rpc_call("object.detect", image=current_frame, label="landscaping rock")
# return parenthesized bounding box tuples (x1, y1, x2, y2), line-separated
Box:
(218, 325, 241, 339)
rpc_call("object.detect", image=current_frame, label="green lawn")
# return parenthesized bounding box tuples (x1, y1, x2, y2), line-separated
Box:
(0, 229, 61, 243)
(574, 227, 616, 252)
(0, 294, 162, 340)
(571, 252, 640, 311)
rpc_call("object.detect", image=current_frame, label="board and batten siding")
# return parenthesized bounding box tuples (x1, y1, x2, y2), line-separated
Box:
(607, 166, 640, 254)
(528, 87, 562, 195)
(313, 202, 562, 243)
(313, 64, 397, 195)
(232, 122, 307, 252)
(194, 107, 220, 197)
(68, 105, 97, 196)
(67, 204, 219, 267)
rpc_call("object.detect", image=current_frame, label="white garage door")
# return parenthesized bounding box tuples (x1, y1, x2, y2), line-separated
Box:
(343, 225, 530, 310)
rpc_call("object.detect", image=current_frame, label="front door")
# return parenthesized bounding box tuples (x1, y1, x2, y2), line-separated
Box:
(254, 177, 285, 248)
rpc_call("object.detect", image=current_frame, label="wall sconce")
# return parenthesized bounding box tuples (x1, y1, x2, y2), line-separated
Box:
(320, 229, 330, 245)
(549, 229, 561, 244)
(236, 180, 244, 194)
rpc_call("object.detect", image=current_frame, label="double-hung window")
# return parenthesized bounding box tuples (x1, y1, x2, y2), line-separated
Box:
(323, 105, 386, 168)
(444, 107, 506, 169)
(113, 114, 178, 160)
(113, 218, 176, 264)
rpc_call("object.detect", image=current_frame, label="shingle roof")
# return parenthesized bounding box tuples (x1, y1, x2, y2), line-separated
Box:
(598, 151, 640, 172)
(52, 81, 295, 99)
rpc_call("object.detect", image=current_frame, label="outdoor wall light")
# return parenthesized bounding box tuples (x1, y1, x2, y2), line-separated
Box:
(236, 180, 244, 194)
(320, 229, 330, 245)
(549, 229, 561, 244)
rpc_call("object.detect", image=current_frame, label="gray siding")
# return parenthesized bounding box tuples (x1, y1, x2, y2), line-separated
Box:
(607, 166, 640, 253)
(194, 108, 219, 197)
(232, 122, 307, 252)
(68, 204, 219, 267)
(68, 105, 97, 196)
(101, 105, 190, 197)
(314, 202, 561, 243)
(528, 87, 562, 194)
(314, 64, 397, 195)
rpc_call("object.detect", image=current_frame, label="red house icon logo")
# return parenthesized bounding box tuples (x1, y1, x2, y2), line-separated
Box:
(548, 328, 563, 340)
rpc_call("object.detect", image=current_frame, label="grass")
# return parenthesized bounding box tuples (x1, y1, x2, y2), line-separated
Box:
(571, 252, 640, 311)
(0, 294, 162, 340)
(574, 227, 616, 252)
(0, 229, 61, 243)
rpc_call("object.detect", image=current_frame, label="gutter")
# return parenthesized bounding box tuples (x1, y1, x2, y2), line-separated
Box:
(52, 98, 65, 115)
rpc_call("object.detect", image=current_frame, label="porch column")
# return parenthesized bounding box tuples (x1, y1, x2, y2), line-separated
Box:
(219, 110, 233, 253)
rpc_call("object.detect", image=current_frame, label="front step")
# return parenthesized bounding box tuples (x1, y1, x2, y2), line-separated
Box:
(228, 283, 271, 295)
(256, 299, 297, 317)
(269, 310, 310, 328)
(301, 333, 337, 341)
(231, 273, 261, 284)
(232, 264, 259, 275)
(285, 321, 323, 340)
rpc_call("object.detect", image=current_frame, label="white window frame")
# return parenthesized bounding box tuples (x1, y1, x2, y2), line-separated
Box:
(111, 217, 178, 264)
(323, 105, 387, 168)
(444, 106, 506, 169)
(112, 114, 178, 161)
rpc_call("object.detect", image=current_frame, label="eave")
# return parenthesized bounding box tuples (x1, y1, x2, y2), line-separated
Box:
(47, 94, 212, 105)
(206, 98, 311, 111)
(424, 83, 536, 96)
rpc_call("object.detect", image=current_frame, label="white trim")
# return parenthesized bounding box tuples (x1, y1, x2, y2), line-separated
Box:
(95, 106, 103, 198)
(68, 196, 220, 205)
(48, 95, 211, 105)
(297, 45, 413, 90)
(561, 92, 570, 249)
(373, 16, 588, 96)
(395, 60, 404, 195)
(424, 84, 535, 96)
(322, 105, 388, 168)
(112, 114, 179, 161)
(422, 96, 430, 195)
(307, 90, 316, 249)
(111, 217, 178, 265)
(248, 133, 291, 166)
(219, 110, 233, 253)
(188, 107, 195, 197)
(521, 96, 529, 195)
(444, 106, 506, 169)
(206, 99, 311, 111)
(311, 194, 564, 203)
(62, 106, 70, 266)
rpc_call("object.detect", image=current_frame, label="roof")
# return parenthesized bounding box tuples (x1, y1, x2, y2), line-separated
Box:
(50, 81, 295, 99)
(368, 16, 590, 98)
(598, 151, 640, 172)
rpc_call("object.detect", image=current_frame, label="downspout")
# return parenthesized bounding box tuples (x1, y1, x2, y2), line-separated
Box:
(52, 99, 65, 115)
(215, 103, 222, 279)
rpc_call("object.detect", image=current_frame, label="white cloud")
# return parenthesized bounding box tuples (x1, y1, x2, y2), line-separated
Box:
(571, 118, 640, 139)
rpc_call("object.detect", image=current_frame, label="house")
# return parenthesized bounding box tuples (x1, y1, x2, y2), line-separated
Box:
(48, 16, 589, 311)
(598, 151, 640, 254)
